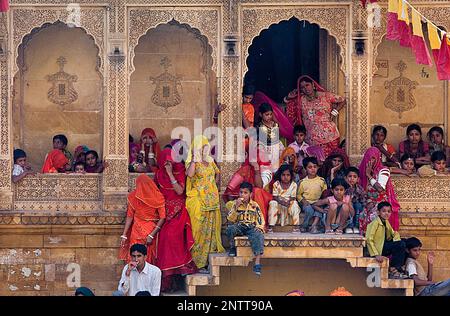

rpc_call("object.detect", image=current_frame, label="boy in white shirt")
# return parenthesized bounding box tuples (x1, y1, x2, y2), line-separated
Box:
(405, 237, 450, 296)
(12, 149, 35, 183)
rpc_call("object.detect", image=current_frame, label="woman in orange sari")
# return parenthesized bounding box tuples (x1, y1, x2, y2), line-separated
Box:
(119, 174, 166, 264)
(155, 147, 197, 292)
(42, 149, 69, 173)
(284, 75, 346, 157)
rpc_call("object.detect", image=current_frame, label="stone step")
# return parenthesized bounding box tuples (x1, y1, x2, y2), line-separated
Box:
(161, 290, 188, 296)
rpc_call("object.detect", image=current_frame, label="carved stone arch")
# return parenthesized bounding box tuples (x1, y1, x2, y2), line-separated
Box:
(16, 21, 103, 78)
(128, 19, 215, 79)
(241, 6, 350, 76)
(11, 7, 106, 76)
(127, 8, 220, 79)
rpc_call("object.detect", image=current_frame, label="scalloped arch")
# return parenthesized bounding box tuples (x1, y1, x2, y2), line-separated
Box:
(128, 19, 215, 79)
(241, 7, 350, 77)
(15, 21, 102, 77)
(245, 17, 345, 77)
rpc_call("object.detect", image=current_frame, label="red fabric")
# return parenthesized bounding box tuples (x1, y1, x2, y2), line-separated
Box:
(140, 128, 161, 171)
(358, 147, 400, 231)
(398, 20, 412, 48)
(155, 149, 197, 288)
(252, 91, 294, 143)
(0, 0, 9, 12)
(386, 12, 400, 41)
(360, 0, 377, 8)
(41, 149, 69, 173)
(435, 36, 450, 80)
(119, 174, 166, 264)
(411, 35, 433, 66)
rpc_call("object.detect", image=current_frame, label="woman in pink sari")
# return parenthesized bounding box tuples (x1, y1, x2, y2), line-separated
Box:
(155, 147, 197, 292)
(358, 147, 400, 235)
(284, 75, 346, 157)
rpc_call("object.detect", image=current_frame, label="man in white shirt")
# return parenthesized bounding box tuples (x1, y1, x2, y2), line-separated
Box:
(117, 244, 161, 296)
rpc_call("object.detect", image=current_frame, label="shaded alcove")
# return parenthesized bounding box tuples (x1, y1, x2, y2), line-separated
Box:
(129, 21, 216, 147)
(13, 22, 104, 170)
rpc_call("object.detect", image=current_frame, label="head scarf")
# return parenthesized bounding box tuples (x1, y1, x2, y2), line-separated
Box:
(329, 287, 352, 296)
(140, 128, 161, 164)
(185, 135, 214, 166)
(279, 147, 298, 170)
(320, 148, 350, 178)
(359, 147, 400, 230)
(286, 75, 326, 126)
(169, 139, 189, 163)
(156, 148, 186, 190)
(42, 149, 69, 173)
(128, 174, 165, 211)
(129, 143, 141, 163)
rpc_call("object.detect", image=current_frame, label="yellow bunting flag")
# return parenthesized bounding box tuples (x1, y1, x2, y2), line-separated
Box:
(427, 21, 441, 50)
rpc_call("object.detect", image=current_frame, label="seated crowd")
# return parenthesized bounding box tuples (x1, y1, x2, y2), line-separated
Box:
(11, 82, 450, 297)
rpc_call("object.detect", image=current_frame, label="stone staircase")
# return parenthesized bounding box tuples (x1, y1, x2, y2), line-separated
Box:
(185, 232, 414, 296)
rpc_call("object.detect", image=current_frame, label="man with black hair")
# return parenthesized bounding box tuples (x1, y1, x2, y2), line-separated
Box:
(117, 243, 161, 296)
(405, 237, 450, 296)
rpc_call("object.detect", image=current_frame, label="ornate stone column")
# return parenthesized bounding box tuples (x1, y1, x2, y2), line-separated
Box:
(0, 13, 12, 211)
(102, 3, 129, 211)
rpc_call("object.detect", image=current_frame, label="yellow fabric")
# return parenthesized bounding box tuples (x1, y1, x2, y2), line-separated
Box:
(185, 135, 214, 166)
(427, 21, 441, 50)
(388, 0, 398, 14)
(297, 176, 327, 204)
(185, 160, 224, 268)
(397, 0, 410, 23)
(227, 199, 265, 232)
(411, 10, 424, 37)
(366, 216, 401, 257)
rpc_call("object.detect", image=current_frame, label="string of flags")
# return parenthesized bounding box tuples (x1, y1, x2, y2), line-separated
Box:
(386, 0, 450, 80)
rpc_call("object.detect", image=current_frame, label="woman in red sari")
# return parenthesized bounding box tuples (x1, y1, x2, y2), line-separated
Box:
(119, 174, 166, 264)
(42, 149, 69, 173)
(358, 147, 400, 235)
(155, 147, 197, 292)
(284, 75, 346, 157)
(139, 128, 161, 173)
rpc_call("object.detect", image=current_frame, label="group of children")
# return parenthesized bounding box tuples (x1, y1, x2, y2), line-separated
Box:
(12, 134, 106, 182)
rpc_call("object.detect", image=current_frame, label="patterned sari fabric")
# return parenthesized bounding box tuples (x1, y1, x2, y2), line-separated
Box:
(155, 149, 197, 290)
(42, 149, 69, 173)
(358, 147, 400, 235)
(185, 136, 225, 268)
(119, 174, 166, 264)
(268, 181, 301, 226)
(285, 75, 344, 157)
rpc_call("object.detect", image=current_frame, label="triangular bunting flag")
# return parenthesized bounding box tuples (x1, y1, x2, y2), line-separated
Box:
(397, 0, 412, 47)
(0, 0, 9, 12)
(387, 0, 400, 40)
(411, 10, 432, 66)
(436, 34, 450, 80)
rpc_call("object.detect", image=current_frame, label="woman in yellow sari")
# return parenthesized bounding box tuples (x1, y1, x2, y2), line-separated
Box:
(185, 135, 225, 272)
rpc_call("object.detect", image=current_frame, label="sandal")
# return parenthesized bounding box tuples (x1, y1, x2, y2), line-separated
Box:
(388, 268, 409, 279)
(310, 225, 320, 234)
(325, 229, 334, 234)
(334, 229, 343, 235)
(292, 228, 301, 234)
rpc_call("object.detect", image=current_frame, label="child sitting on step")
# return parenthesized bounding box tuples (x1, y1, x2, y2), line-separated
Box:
(226, 182, 265, 276)
(312, 178, 353, 234)
(366, 201, 408, 279)
(268, 164, 301, 233)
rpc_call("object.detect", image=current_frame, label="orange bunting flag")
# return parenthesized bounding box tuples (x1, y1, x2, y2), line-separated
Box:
(410, 10, 432, 66)
(387, 0, 400, 40)
(397, 0, 412, 47)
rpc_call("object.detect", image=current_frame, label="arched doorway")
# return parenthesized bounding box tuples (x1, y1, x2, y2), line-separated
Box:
(129, 21, 216, 148)
(13, 22, 104, 170)
(244, 17, 346, 140)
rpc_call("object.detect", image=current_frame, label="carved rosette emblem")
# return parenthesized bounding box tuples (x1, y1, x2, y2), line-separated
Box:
(46, 56, 78, 107)
(384, 61, 418, 118)
(149, 57, 182, 112)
